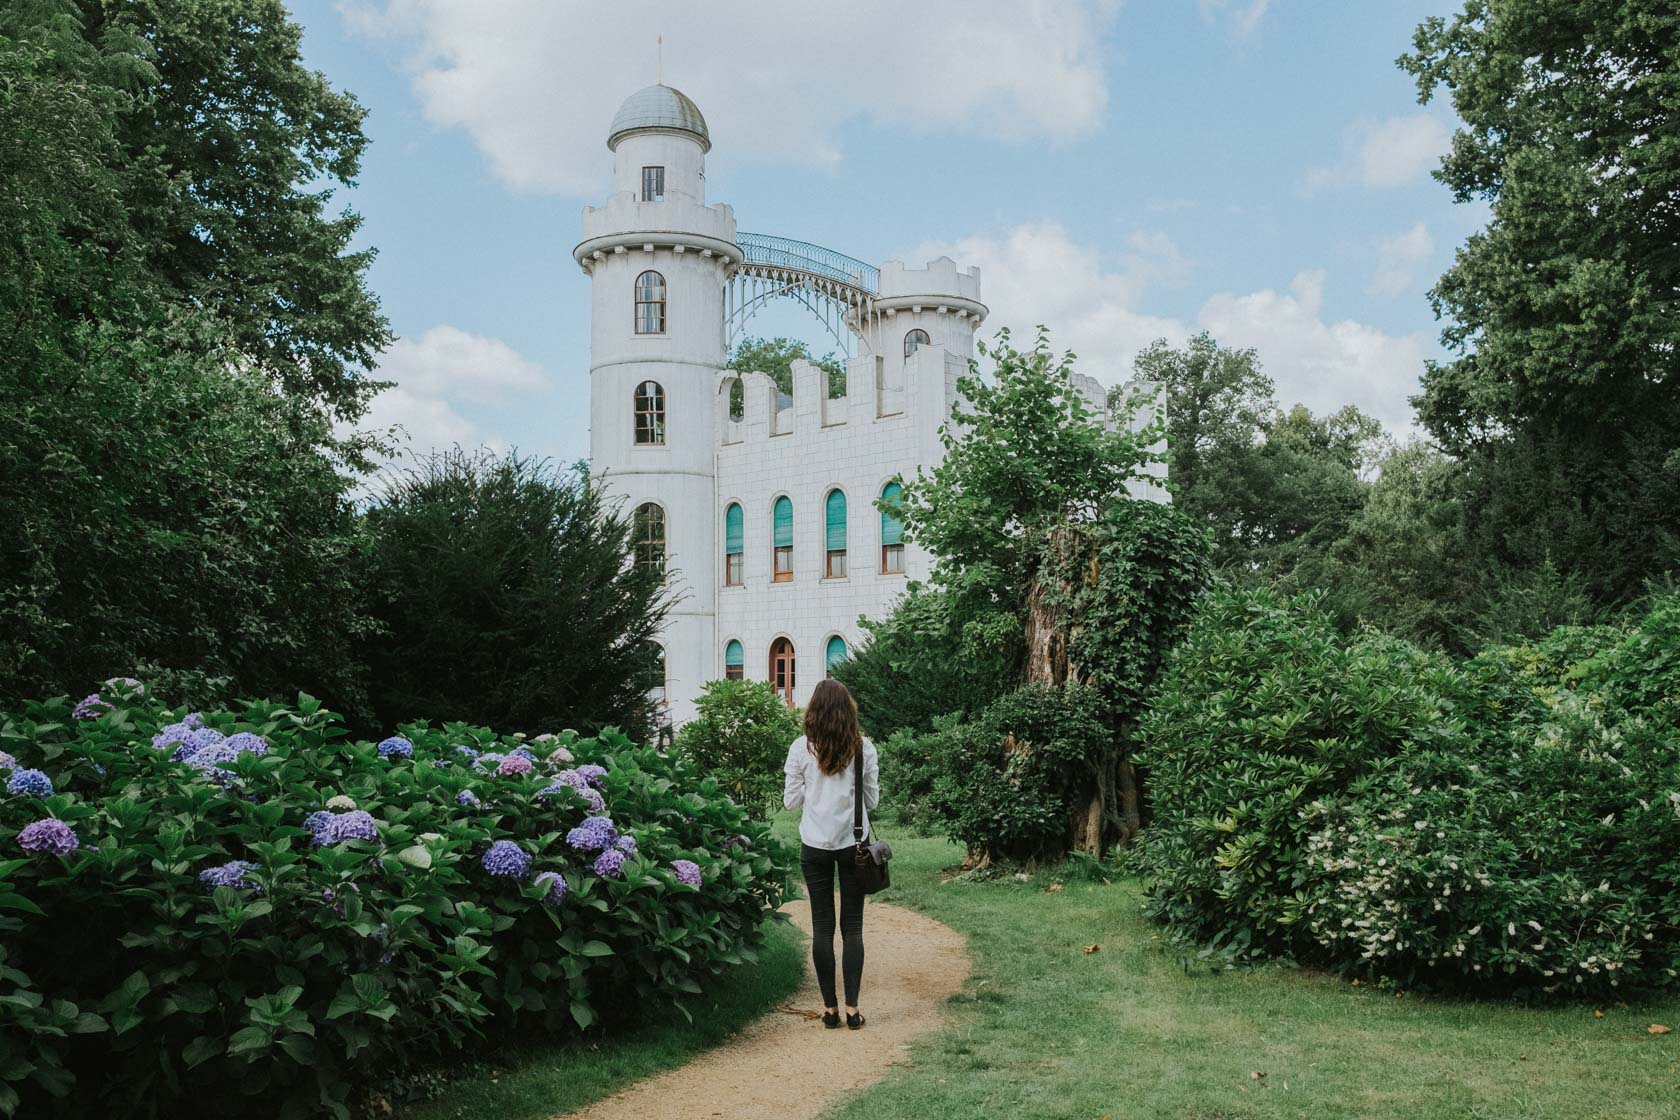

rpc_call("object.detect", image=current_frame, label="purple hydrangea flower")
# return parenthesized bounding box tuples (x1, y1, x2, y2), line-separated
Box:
(172, 728, 227, 763)
(322, 810, 378, 844)
(509, 746, 536, 763)
(17, 818, 78, 855)
(304, 810, 333, 836)
(185, 743, 242, 786)
(566, 816, 618, 853)
(592, 848, 626, 878)
(377, 736, 414, 759)
(7, 769, 53, 799)
(455, 789, 481, 808)
(482, 840, 532, 878)
(474, 753, 503, 771)
(497, 755, 533, 777)
(575, 764, 608, 788)
(581, 788, 606, 814)
(454, 745, 479, 760)
(614, 834, 638, 855)
(224, 732, 268, 757)
(198, 860, 260, 893)
(0, 751, 15, 770)
(671, 859, 702, 887)
(152, 721, 196, 753)
(72, 693, 112, 720)
(535, 870, 569, 907)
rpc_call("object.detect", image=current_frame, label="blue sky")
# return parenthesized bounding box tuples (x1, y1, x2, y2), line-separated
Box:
(291, 0, 1478, 466)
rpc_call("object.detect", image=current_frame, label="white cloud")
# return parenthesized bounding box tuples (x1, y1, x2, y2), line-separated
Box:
(1368, 222, 1434, 299)
(356, 325, 549, 463)
(1305, 114, 1451, 191)
(341, 0, 1118, 194)
(1198, 0, 1271, 36)
(910, 222, 1428, 431)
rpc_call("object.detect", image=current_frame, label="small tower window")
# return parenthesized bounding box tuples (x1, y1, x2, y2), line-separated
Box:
(880, 481, 905, 574)
(633, 502, 666, 578)
(903, 328, 930, 358)
(772, 496, 793, 583)
(635, 270, 666, 334)
(634, 380, 665, 444)
(824, 488, 847, 579)
(724, 639, 744, 681)
(724, 502, 744, 586)
(825, 635, 848, 678)
(641, 166, 664, 201)
(769, 637, 796, 703)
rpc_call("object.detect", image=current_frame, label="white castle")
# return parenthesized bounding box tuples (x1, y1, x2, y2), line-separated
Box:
(576, 84, 1161, 724)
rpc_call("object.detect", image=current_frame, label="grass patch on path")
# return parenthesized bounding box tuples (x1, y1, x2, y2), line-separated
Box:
(401, 917, 805, 1120)
(831, 832, 1680, 1120)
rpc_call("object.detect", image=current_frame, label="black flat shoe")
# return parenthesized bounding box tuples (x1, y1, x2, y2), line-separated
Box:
(846, 1011, 865, 1030)
(822, 1010, 841, 1029)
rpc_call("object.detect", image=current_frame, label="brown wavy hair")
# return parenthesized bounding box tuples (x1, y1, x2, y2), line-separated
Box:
(804, 679, 862, 776)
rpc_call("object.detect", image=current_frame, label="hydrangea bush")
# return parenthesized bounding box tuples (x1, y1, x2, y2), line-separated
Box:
(1134, 589, 1680, 997)
(0, 686, 792, 1118)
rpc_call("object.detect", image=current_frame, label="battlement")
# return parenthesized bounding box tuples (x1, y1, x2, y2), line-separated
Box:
(877, 256, 983, 303)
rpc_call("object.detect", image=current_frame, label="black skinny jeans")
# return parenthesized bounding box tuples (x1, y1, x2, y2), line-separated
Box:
(800, 843, 865, 1008)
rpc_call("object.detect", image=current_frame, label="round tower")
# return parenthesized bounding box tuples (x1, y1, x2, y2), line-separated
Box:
(575, 85, 739, 726)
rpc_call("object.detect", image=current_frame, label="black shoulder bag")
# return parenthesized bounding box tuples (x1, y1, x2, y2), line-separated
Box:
(853, 746, 892, 894)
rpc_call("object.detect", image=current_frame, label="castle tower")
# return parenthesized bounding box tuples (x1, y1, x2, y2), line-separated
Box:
(575, 85, 740, 725)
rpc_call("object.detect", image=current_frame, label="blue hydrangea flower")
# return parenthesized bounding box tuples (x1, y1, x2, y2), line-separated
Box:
(592, 848, 626, 879)
(509, 746, 536, 763)
(7, 769, 53, 799)
(671, 859, 702, 887)
(580, 788, 606, 814)
(185, 743, 242, 786)
(152, 720, 196, 753)
(72, 693, 112, 720)
(304, 810, 333, 836)
(454, 745, 480, 760)
(535, 870, 569, 907)
(224, 732, 268, 756)
(566, 816, 618, 853)
(614, 834, 638, 855)
(377, 736, 414, 758)
(482, 840, 532, 878)
(172, 727, 227, 763)
(321, 810, 378, 844)
(0, 750, 15, 770)
(198, 860, 260, 893)
(455, 789, 482, 808)
(17, 818, 78, 855)
(575, 764, 608, 788)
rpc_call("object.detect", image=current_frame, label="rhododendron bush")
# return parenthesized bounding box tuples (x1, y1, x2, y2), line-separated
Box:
(0, 684, 791, 1118)
(1135, 590, 1680, 997)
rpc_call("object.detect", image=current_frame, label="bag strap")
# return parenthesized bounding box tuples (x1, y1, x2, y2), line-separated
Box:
(852, 742, 865, 845)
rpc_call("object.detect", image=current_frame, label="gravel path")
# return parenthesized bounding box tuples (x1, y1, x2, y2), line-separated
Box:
(554, 898, 970, 1120)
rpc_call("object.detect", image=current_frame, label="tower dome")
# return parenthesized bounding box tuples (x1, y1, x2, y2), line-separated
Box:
(608, 84, 710, 152)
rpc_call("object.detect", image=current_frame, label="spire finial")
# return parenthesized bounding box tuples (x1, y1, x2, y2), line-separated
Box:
(657, 34, 663, 84)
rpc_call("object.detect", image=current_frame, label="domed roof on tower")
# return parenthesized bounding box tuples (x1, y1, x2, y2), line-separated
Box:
(608, 84, 710, 152)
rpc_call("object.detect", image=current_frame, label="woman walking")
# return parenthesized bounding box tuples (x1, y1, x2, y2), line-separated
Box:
(783, 679, 879, 1030)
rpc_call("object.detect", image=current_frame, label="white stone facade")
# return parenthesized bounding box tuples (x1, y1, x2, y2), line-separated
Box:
(576, 85, 1159, 724)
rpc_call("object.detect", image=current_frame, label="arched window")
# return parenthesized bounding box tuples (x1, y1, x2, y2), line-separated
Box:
(728, 377, 744, 422)
(633, 502, 666, 578)
(724, 502, 744, 586)
(903, 328, 930, 358)
(824, 488, 847, 578)
(634, 380, 665, 444)
(724, 639, 744, 681)
(769, 637, 796, 703)
(635, 270, 666, 334)
(825, 635, 848, 678)
(771, 496, 793, 583)
(880, 481, 905, 574)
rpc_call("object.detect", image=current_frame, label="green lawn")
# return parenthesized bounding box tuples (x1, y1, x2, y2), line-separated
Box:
(401, 916, 805, 1120)
(831, 830, 1680, 1120)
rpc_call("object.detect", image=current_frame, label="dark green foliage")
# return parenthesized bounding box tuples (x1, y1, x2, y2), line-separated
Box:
(1401, 0, 1680, 604)
(363, 451, 668, 738)
(728, 336, 845, 398)
(1136, 588, 1680, 995)
(833, 587, 1011, 740)
(0, 684, 790, 1118)
(672, 680, 802, 820)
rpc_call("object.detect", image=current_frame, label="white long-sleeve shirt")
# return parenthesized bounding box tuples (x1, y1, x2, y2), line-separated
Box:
(783, 735, 879, 851)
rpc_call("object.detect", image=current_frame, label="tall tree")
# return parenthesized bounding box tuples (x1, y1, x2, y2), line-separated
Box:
(729, 335, 845, 398)
(1402, 0, 1680, 601)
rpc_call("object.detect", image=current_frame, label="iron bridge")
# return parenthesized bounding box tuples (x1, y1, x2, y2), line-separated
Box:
(727, 232, 882, 356)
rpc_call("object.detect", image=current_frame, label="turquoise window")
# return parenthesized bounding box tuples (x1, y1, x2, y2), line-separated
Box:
(824, 489, 847, 552)
(773, 496, 793, 548)
(725, 640, 743, 668)
(880, 481, 904, 546)
(825, 635, 847, 676)
(725, 503, 743, 554)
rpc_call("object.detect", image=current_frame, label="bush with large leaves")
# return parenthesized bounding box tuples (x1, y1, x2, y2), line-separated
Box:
(672, 680, 802, 820)
(0, 683, 790, 1117)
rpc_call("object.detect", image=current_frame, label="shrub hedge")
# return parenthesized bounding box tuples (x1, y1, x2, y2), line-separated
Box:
(0, 683, 792, 1117)
(1135, 589, 1680, 996)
